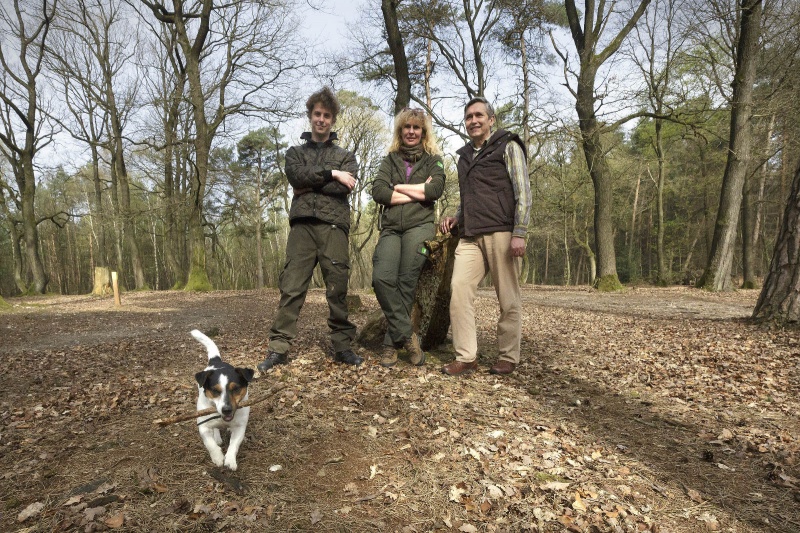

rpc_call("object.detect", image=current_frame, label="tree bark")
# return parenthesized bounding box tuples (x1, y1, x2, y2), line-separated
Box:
(699, 0, 763, 291)
(752, 161, 800, 323)
(381, 0, 411, 114)
(357, 233, 458, 351)
(0, 187, 27, 294)
(92, 266, 112, 296)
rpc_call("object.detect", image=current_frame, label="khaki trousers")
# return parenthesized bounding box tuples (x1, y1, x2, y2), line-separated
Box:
(449, 232, 522, 364)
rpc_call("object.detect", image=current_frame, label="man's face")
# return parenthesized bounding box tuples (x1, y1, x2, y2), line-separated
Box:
(464, 102, 495, 146)
(310, 103, 334, 141)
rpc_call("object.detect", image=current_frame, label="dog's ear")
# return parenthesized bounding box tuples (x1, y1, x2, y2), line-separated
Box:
(236, 367, 255, 383)
(195, 370, 213, 388)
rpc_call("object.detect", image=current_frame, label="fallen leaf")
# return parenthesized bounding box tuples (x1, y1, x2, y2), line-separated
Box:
(542, 481, 570, 491)
(104, 512, 125, 528)
(572, 492, 586, 512)
(459, 524, 478, 532)
(486, 484, 503, 499)
(84, 506, 106, 521)
(717, 428, 734, 441)
(63, 495, 83, 506)
(310, 508, 323, 524)
(449, 482, 467, 502)
(686, 488, 704, 503)
(269, 464, 283, 472)
(17, 502, 45, 522)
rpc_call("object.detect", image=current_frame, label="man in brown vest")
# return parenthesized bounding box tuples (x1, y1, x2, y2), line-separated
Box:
(439, 96, 530, 376)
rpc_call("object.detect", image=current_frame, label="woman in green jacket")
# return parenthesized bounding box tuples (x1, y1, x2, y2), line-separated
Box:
(371, 108, 447, 367)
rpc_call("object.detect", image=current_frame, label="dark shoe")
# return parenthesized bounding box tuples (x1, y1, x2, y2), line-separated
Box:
(379, 345, 398, 368)
(442, 360, 478, 376)
(334, 349, 364, 366)
(257, 350, 287, 372)
(489, 360, 516, 375)
(404, 333, 425, 366)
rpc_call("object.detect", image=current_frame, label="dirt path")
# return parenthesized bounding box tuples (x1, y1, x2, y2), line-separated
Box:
(1, 287, 798, 532)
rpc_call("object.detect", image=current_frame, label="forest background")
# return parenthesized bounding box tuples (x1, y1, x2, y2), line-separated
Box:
(2, 0, 799, 301)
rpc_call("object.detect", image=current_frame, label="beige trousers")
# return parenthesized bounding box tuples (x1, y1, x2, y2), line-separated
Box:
(449, 232, 522, 364)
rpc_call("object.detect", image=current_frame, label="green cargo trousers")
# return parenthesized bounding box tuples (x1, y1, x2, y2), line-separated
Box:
(372, 222, 434, 346)
(269, 220, 356, 354)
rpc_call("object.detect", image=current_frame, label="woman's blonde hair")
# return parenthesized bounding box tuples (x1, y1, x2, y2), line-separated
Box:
(388, 108, 442, 155)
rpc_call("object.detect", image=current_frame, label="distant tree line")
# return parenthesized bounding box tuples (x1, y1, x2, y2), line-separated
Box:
(1, 0, 799, 304)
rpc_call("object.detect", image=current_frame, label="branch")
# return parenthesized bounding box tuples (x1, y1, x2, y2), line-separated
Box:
(153, 384, 287, 426)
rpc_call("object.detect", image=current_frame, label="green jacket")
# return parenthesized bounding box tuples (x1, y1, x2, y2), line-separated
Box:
(285, 132, 357, 231)
(371, 152, 446, 232)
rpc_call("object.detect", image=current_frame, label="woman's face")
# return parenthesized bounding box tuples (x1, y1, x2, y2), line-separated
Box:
(401, 122, 424, 147)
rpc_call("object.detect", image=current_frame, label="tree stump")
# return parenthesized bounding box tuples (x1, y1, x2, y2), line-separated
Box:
(357, 233, 458, 351)
(92, 267, 112, 296)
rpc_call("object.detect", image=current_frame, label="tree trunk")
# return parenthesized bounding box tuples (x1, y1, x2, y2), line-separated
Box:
(92, 266, 112, 296)
(564, 0, 651, 291)
(20, 158, 48, 294)
(752, 161, 800, 323)
(0, 189, 27, 294)
(357, 233, 458, 351)
(742, 113, 773, 289)
(381, 0, 410, 114)
(699, 0, 763, 291)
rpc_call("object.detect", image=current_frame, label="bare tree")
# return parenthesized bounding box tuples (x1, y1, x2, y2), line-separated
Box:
(48, 0, 147, 291)
(629, 0, 687, 285)
(139, 0, 300, 290)
(698, 0, 763, 291)
(0, 0, 58, 294)
(556, 0, 651, 290)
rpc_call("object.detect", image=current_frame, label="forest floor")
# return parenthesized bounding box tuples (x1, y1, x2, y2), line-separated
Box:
(1, 286, 799, 532)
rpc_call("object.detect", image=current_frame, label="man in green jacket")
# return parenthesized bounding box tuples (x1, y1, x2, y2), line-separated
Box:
(258, 87, 362, 372)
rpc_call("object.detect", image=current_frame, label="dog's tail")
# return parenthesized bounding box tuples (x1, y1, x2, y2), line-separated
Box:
(191, 329, 220, 360)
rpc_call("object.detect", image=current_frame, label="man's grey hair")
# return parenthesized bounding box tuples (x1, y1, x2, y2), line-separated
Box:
(464, 96, 495, 118)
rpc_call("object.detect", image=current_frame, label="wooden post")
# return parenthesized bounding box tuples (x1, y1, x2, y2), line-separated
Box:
(111, 271, 121, 306)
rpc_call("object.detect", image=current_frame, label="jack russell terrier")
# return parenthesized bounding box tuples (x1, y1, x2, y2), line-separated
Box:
(191, 329, 254, 471)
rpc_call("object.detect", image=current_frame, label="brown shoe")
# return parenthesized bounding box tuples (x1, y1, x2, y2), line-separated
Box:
(442, 360, 478, 376)
(379, 345, 398, 368)
(404, 332, 425, 366)
(489, 360, 516, 375)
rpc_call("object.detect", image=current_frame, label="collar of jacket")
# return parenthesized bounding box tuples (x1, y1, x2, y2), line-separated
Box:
(457, 129, 507, 157)
(300, 131, 339, 145)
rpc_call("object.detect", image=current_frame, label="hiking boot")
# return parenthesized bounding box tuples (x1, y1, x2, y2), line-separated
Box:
(404, 332, 425, 366)
(257, 350, 287, 372)
(334, 349, 364, 366)
(379, 345, 398, 368)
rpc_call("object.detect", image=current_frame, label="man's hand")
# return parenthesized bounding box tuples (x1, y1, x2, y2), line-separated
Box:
(440, 216, 457, 234)
(331, 170, 356, 191)
(510, 236, 526, 257)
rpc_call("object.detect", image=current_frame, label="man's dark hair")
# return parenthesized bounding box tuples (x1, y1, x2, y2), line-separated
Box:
(464, 96, 495, 118)
(306, 87, 340, 121)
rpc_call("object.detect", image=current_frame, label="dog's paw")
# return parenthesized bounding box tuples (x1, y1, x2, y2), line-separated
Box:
(224, 455, 238, 471)
(210, 450, 225, 467)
